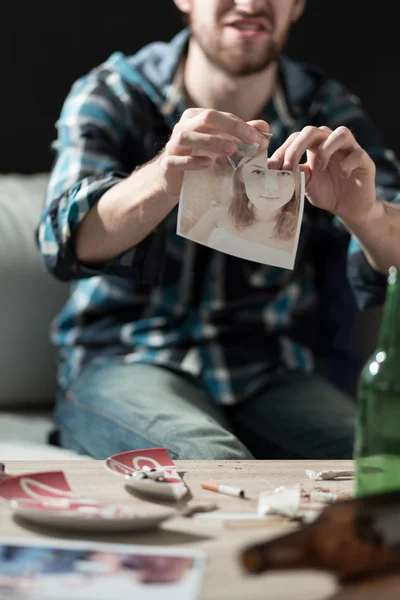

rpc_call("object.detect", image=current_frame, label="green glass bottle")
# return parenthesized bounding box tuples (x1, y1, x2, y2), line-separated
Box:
(355, 266, 400, 496)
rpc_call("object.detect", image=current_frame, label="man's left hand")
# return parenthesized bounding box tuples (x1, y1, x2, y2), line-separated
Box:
(268, 125, 378, 225)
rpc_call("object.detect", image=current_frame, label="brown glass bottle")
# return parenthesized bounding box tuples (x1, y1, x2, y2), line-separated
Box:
(241, 491, 400, 581)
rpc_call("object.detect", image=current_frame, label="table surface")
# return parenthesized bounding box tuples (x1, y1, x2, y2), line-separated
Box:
(1, 459, 400, 600)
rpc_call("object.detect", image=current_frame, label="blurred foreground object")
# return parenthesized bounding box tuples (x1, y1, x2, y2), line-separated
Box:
(241, 490, 400, 581)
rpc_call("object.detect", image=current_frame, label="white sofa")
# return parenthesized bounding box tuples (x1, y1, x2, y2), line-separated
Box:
(0, 173, 88, 460)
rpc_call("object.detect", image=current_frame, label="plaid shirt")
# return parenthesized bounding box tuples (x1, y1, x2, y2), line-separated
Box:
(37, 30, 400, 403)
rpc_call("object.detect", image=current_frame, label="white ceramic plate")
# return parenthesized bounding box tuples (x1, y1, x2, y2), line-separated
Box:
(9, 498, 176, 532)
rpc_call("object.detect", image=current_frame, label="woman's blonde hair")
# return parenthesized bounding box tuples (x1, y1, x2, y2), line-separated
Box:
(228, 165, 301, 241)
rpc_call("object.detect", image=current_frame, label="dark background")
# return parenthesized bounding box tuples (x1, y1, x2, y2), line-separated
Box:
(1, 1, 394, 174)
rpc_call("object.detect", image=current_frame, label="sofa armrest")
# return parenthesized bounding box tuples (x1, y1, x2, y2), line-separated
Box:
(0, 173, 69, 408)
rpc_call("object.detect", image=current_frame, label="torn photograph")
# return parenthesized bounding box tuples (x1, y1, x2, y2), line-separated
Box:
(0, 537, 205, 600)
(177, 147, 305, 270)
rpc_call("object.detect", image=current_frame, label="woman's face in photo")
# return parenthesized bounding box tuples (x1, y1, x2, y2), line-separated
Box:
(241, 155, 295, 212)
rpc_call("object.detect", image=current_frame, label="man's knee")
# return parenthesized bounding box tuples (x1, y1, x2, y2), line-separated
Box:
(55, 361, 254, 460)
(171, 436, 253, 460)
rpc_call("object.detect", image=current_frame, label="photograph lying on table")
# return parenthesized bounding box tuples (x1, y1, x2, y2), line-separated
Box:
(0, 537, 205, 599)
(177, 149, 305, 270)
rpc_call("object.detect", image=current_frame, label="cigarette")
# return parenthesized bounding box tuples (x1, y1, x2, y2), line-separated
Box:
(201, 481, 245, 498)
(310, 491, 351, 503)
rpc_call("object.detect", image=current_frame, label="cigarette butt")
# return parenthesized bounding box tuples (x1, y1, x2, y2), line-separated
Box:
(310, 491, 351, 503)
(181, 501, 219, 517)
(201, 481, 245, 498)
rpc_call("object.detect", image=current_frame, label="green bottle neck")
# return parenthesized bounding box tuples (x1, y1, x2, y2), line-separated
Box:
(378, 267, 400, 350)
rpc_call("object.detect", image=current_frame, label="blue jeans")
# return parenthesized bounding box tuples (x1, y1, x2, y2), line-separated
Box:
(54, 360, 356, 460)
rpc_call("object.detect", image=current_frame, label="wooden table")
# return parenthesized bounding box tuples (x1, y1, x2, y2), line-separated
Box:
(1, 459, 399, 599)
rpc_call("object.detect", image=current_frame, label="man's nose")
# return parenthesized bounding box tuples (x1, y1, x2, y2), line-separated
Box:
(234, 0, 266, 13)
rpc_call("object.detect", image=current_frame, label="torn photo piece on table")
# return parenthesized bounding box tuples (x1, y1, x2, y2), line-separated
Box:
(0, 536, 205, 600)
(177, 139, 305, 270)
(258, 484, 322, 524)
(105, 448, 190, 501)
(258, 484, 301, 519)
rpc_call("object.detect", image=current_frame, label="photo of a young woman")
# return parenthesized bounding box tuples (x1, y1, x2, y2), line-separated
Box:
(183, 153, 304, 269)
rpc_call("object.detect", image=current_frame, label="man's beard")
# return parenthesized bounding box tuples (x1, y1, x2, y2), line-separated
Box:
(190, 21, 290, 76)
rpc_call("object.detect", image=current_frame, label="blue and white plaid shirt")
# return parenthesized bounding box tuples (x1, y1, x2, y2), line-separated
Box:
(37, 30, 400, 403)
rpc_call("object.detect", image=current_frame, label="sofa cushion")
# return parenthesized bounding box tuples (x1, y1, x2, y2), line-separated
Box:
(0, 410, 90, 458)
(0, 173, 69, 407)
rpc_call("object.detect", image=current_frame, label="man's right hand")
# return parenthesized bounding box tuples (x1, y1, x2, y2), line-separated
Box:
(157, 108, 271, 198)
(73, 111, 269, 266)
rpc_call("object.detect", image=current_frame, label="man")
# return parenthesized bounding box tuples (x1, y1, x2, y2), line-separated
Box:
(37, 0, 400, 460)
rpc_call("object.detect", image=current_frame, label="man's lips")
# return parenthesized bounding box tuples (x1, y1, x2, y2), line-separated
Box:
(224, 17, 271, 33)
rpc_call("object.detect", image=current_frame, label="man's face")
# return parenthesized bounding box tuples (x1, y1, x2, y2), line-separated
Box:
(178, 0, 304, 76)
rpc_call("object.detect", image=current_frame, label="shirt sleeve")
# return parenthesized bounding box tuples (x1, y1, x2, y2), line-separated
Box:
(311, 79, 400, 309)
(36, 64, 164, 283)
